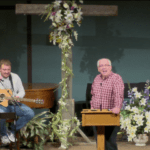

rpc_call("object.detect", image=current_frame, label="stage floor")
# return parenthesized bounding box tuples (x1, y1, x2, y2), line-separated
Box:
(1, 136, 150, 150)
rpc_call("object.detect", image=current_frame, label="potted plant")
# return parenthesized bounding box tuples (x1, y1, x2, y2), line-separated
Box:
(19, 110, 54, 150)
(118, 80, 150, 146)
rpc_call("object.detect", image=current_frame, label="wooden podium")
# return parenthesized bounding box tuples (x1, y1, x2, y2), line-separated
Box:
(81, 109, 120, 150)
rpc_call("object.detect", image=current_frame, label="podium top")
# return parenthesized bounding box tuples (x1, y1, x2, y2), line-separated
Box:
(81, 109, 114, 114)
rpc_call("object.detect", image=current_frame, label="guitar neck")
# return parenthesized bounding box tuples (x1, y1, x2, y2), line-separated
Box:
(5, 96, 36, 102)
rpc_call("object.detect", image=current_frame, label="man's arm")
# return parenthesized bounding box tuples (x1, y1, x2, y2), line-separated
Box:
(15, 75, 25, 98)
(90, 76, 98, 109)
(90, 83, 94, 109)
(111, 76, 124, 114)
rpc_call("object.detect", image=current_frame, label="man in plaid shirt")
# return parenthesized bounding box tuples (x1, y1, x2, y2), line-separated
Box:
(90, 58, 124, 150)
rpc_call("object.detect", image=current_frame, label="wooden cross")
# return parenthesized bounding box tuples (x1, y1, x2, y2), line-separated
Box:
(15, 3, 118, 96)
(15, 3, 118, 144)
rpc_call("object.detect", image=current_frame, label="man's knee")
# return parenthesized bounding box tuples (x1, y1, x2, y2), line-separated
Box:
(27, 109, 35, 120)
(0, 109, 5, 113)
(0, 106, 8, 112)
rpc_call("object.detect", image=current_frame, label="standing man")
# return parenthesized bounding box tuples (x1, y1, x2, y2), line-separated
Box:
(0, 59, 35, 145)
(90, 58, 124, 150)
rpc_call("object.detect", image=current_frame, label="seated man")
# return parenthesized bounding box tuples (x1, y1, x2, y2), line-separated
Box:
(0, 59, 35, 145)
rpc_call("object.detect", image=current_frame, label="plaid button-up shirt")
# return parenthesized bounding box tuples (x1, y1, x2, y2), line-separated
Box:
(90, 71, 124, 109)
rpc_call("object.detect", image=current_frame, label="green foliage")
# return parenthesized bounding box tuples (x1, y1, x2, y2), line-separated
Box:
(20, 110, 54, 150)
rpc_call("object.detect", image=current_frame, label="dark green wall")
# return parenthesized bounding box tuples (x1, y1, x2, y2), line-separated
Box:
(0, 0, 150, 104)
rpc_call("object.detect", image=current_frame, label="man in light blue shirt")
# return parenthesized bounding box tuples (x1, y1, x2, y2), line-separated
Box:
(0, 59, 35, 145)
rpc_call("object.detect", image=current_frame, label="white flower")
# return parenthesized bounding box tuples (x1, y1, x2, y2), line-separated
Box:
(127, 125, 132, 132)
(134, 92, 142, 98)
(129, 131, 136, 139)
(60, 144, 67, 149)
(132, 87, 137, 92)
(76, 8, 83, 21)
(74, 31, 78, 41)
(140, 98, 147, 106)
(131, 106, 139, 113)
(77, 121, 80, 126)
(61, 41, 68, 49)
(53, 39, 56, 45)
(52, 22, 57, 27)
(146, 120, 150, 126)
(120, 123, 126, 130)
(55, 17, 61, 23)
(138, 114, 144, 120)
(145, 112, 150, 119)
(64, 9, 73, 16)
(125, 118, 131, 125)
(58, 100, 66, 106)
(65, 53, 69, 57)
(120, 118, 129, 130)
(125, 105, 131, 111)
(137, 119, 144, 126)
(72, 3, 77, 8)
(133, 114, 139, 122)
(49, 15, 54, 21)
(74, 117, 77, 120)
(144, 126, 149, 133)
(68, 39, 74, 46)
(62, 68, 65, 71)
(58, 31, 61, 36)
(131, 126, 138, 132)
(63, 3, 69, 9)
(79, 0, 83, 3)
(58, 26, 66, 31)
(53, 30, 57, 38)
(78, 8, 83, 15)
(129, 114, 133, 119)
(65, 14, 74, 24)
(77, 22, 81, 27)
(128, 136, 133, 142)
(53, 1, 61, 8)
(74, 13, 79, 19)
(56, 10, 62, 19)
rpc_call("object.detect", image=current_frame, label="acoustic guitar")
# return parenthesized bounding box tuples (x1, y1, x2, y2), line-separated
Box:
(0, 89, 44, 107)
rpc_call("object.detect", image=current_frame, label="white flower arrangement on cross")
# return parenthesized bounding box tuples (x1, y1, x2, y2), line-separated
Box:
(41, 0, 83, 149)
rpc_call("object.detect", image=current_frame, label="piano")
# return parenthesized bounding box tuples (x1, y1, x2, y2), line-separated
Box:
(22, 83, 58, 109)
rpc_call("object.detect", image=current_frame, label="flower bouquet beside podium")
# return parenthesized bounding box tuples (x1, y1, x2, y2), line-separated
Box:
(119, 80, 150, 146)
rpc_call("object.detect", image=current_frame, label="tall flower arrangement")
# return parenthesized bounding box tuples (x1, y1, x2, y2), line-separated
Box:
(41, 0, 83, 149)
(119, 80, 150, 142)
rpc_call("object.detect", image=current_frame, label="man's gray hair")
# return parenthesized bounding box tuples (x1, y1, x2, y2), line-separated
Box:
(97, 58, 112, 67)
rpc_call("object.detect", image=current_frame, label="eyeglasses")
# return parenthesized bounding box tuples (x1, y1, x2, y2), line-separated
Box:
(99, 64, 110, 68)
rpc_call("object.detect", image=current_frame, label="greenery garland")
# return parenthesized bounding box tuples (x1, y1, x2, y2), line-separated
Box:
(41, 0, 83, 149)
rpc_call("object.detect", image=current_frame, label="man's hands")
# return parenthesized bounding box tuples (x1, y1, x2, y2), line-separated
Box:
(110, 107, 120, 114)
(15, 96, 20, 102)
(90, 106, 120, 114)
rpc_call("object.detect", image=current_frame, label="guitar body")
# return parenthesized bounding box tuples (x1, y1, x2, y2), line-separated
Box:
(0, 89, 12, 107)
